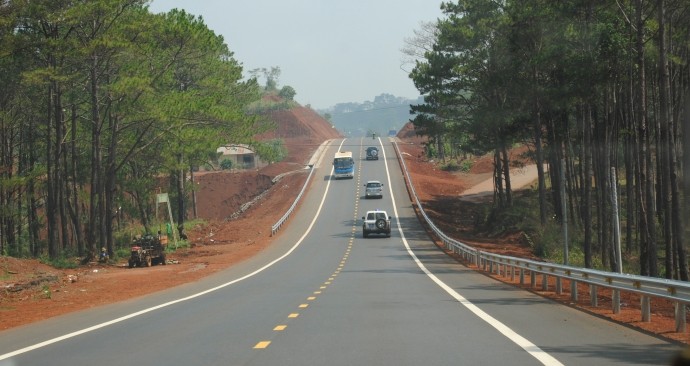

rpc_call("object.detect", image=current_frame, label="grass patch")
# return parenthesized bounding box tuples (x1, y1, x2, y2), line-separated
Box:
(481, 187, 650, 274)
(41, 284, 51, 299)
(40, 255, 77, 269)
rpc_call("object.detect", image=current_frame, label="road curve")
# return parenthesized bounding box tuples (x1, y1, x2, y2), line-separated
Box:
(0, 138, 682, 366)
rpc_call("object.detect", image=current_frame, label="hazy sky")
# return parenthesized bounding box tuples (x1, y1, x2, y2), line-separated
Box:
(147, 1, 442, 109)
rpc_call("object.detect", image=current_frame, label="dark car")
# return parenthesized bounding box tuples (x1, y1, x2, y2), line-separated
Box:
(365, 147, 379, 160)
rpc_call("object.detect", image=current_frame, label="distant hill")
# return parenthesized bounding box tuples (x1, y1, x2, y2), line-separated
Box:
(320, 94, 423, 137)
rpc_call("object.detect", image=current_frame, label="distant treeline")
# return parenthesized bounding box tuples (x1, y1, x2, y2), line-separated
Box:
(323, 94, 423, 137)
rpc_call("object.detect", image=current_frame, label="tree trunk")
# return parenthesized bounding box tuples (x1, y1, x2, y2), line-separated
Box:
(501, 141, 512, 207)
(682, 94, 690, 281)
(494, 148, 504, 207)
(86, 52, 102, 263)
(533, 103, 547, 226)
(582, 104, 593, 268)
(658, 0, 674, 278)
(176, 153, 186, 228)
(55, 86, 69, 254)
(635, 0, 656, 276)
(69, 105, 84, 256)
(657, 0, 687, 280)
(104, 113, 120, 257)
(46, 81, 59, 259)
(190, 164, 198, 219)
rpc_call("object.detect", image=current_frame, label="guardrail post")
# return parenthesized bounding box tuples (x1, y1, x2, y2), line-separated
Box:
(571, 280, 578, 302)
(556, 278, 562, 294)
(641, 296, 650, 322)
(676, 303, 687, 333)
(520, 268, 525, 285)
(511, 266, 515, 282)
(530, 271, 536, 288)
(613, 289, 621, 314)
(590, 285, 598, 307)
(542, 274, 548, 291)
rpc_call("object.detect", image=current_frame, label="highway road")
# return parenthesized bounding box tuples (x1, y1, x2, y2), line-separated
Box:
(0, 138, 683, 366)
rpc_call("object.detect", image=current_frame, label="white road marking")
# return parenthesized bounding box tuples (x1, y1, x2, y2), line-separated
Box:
(379, 138, 563, 366)
(0, 139, 348, 362)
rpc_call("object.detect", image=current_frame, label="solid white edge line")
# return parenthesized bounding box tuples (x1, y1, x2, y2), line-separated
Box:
(379, 138, 563, 366)
(0, 139, 347, 362)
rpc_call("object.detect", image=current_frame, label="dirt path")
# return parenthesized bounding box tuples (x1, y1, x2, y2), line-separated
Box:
(460, 164, 546, 201)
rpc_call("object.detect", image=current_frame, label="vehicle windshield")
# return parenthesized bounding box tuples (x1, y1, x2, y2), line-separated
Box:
(367, 182, 381, 188)
(367, 212, 387, 220)
(333, 157, 353, 168)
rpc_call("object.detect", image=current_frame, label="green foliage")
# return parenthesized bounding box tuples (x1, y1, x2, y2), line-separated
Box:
(439, 159, 460, 172)
(459, 159, 473, 172)
(114, 247, 131, 261)
(249, 66, 281, 91)
(278, 85, 296, 100)
(245, 97, 297, 114)
(40, 254, 78, 270)
(41, 285, 51, 299)
(220, 159, 233, 170)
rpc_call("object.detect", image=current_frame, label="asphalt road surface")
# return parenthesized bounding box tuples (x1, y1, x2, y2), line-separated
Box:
(0, 138, 682, 366)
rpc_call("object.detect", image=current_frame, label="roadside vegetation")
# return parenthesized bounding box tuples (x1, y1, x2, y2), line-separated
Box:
(0, 1, 291, 264)
(406, 1, 690, 280)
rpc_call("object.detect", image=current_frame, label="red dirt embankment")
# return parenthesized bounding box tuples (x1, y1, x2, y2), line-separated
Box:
(1, 118, 687, 347)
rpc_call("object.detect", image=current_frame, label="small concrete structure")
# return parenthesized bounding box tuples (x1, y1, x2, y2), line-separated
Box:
(216, 144, 268, 170)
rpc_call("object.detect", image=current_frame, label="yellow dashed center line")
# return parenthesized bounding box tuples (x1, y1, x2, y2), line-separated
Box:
(255, 141, 370, 351)
(254, 341, 271, 349)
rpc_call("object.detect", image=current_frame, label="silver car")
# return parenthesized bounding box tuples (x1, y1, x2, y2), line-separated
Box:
(364, 180, 383, 199)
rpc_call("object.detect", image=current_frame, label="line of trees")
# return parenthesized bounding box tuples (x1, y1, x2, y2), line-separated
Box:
(0, 1, 271, 261)
(408, 0, 690, 279)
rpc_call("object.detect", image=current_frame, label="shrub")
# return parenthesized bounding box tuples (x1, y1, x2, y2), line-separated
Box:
(220, 159, 233, 170)
(440, 159, 460, 171)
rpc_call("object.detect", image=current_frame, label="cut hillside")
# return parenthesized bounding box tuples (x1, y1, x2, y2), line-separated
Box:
(192, 101, 341, 221)
(258, 105, 342, 165)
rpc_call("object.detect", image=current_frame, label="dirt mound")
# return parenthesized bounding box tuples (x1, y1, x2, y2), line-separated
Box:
(396, 121, 427, 144)
(255, 103, 341, 166)
(258, 106, 341, 141)
(193, 172, 274, 221)
(193, 99, 341, 221)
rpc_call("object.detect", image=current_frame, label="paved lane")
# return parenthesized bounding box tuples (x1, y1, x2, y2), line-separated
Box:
(0, 138, 682, 366)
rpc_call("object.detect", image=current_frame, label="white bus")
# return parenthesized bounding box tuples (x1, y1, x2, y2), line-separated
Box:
(333, 151, 354, 179)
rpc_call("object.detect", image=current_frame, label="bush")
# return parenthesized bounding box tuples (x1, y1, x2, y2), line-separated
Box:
(220, 159, 233, 170)
(460, 159, 473, 172)
(439, 159, 460, 171)
(40, 254, 78, 269)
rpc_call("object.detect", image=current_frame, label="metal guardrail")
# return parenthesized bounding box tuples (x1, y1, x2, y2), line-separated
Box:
(271, 165, 315, 236)
(393, 141, 690, 332)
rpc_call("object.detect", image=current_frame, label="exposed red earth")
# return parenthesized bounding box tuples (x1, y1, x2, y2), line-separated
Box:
(1, 115, 688, 347)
